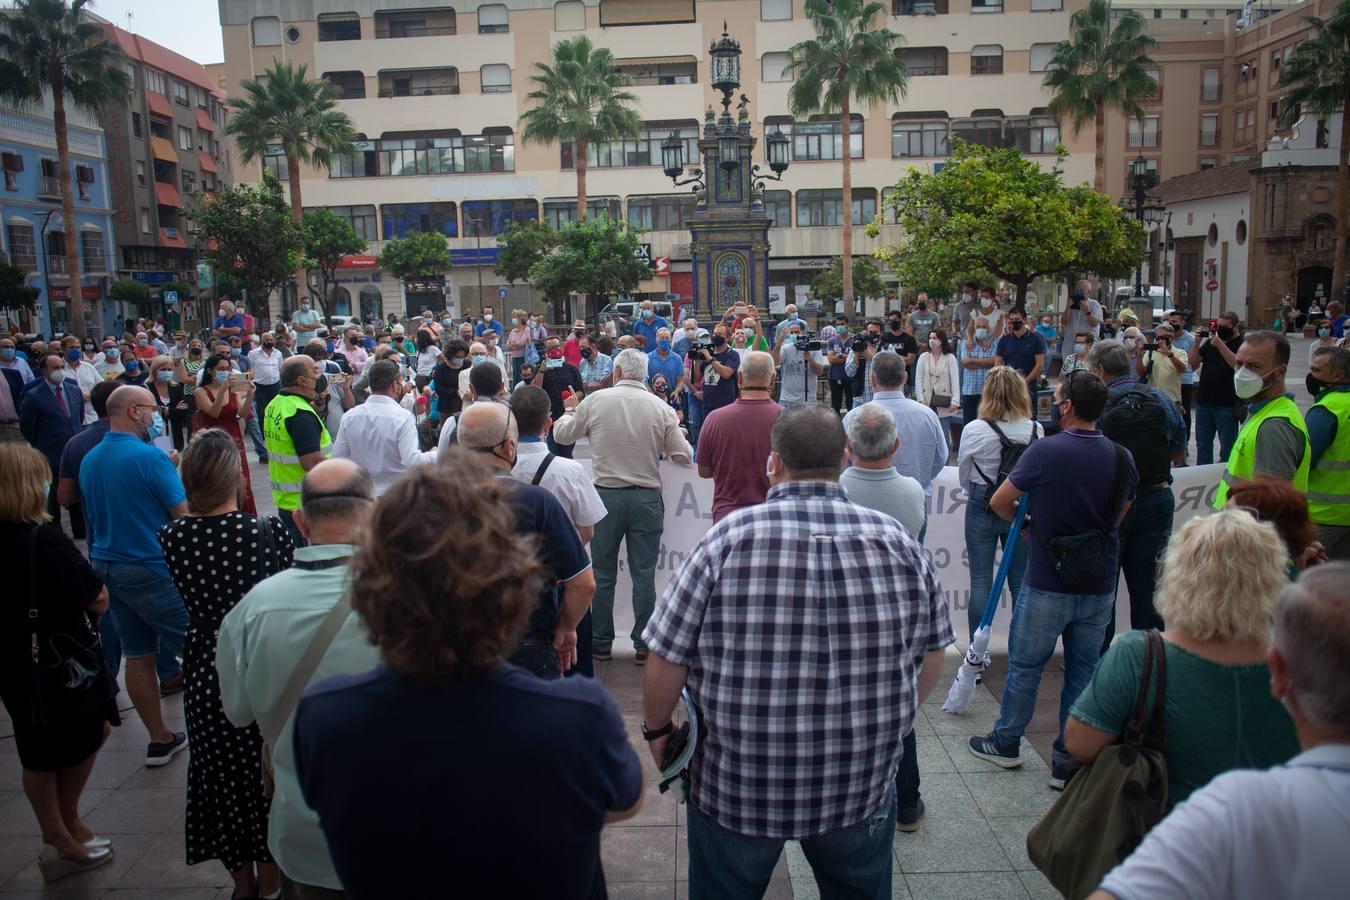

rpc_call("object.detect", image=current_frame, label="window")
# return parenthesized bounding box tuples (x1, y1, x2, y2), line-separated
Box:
(5, 223, 36, 268)
(478, 4, 508, 33)
(375, 8, 457, 38)
(971, 0, 1003, 11)
(1007, 116, 1060, 154)
(1199, 158, 1217, 170)
(762, 52, 791, 82)
(613, 57, 698, 85)
(796, 189, 876, 227)
(480, 65, 511, 93)
(262, 148, 288, 181)
(375, 129, 515, 176)
(144, 69, 167, 95)
(1031, 0, 1062, 9)
(763, 190, 791, 228)
(1029, 43, 1056, 73)
(1270, 99, 1281, 122)
(131, 112, 142, 138)
(173, 81, 189, 106)
(1143, 68, 1161, 99)
(1202, 67, 1221, 101)
(893, 0, 948, 11)
(75, 164, 94, 200)
(772, 116, 863, 161)
(251, 16, 281, 46)
(761, 0, 792, 20)
(380, 68, 459, 97)
(1236, 220, 1247, 245)
(543, 198, 622, 228)
(563, 120, 698, 169)
(318, 13, 361, 41)
(892, 117, 949, 157)
(325, 71, 366, 100)
(600, 0, 696, 27)
(971, 46, 1003, 76)
(80, 231, 105, 273)
(139, 208, 151, 233)
(898, 47, 948, 76)
(555, 1, 585, 30)
(38, 158, 59, 196)
(462, 199, 536, 236)
(177, 125, 193, 151)
(310, 204, 378, 240)
(627, 195, 696, 231)
(45, 232, 66, 273)
(1201, 113, 1218, 146)
(951, 116, 1003, 148)
(1127, 115, 1160, 148)
(181, 170, 196, 194)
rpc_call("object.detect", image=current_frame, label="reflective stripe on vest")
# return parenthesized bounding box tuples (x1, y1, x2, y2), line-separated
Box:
(1309, 389, 1350, 524)
(263, 392, 331, 511)
(1213, 395, 1311, 509)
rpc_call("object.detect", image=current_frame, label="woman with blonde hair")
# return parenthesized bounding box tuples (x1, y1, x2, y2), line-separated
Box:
(0, 444, 115, 881)
(1065, 508, 1300, 804)
(145, 355, 189, 451)
(957, 365, 1043, 640)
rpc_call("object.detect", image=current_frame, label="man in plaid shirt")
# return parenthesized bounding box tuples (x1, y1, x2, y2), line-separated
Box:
(641, 404, 954, 897)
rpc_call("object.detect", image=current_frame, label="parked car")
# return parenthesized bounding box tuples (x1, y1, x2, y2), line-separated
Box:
(1113, 285, 1171, 324)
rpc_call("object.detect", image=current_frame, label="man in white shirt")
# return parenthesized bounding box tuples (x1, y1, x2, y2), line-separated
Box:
(330, 360, 436, 494)
(247, 331, 285, 427)
(292, 301, 322, 346)
(774, 319, 826, 405)
(509, 385, 607, 544)
(439, 358, 507, 452)
(1093, 564, 1350, 900)
(93, 340, 123, 379)
(1061, 279, 1103, 354)
(64, 344, 101, 425)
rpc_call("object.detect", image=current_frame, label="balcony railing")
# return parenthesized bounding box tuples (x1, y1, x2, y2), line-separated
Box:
(1200, 129, 1218, 146)
(374, 25, 457, 38)
(10, 251, 37, 271)
(81, 251, 106, 274)
(378, 85, 460, 97)
(893, 0, 946, 13)
(47, 254, 68, 274)
(39, 176, 61, 196)
(1202, 85, 1221, 102)
(904, 65, 948, 76)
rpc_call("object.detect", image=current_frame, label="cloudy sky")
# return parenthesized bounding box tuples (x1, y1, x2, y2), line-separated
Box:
(95, 0, 225, 66)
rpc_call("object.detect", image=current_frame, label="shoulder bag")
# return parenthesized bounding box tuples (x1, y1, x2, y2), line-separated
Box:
(28, 527, 117, 728)
(1027, 631, 1170, 899)
(1030, 443, 1130, 591)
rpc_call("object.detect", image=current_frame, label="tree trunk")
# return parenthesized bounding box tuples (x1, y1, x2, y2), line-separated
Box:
(1094, 100, 1106, 195)
(51, 74, 87, 339)
(1334, 102, 1350, 304)
(576, 138, 588, 222)
(840, 94, 854, 312)
(1015, 278, 1029, 315)
(287, 152, 305, 322)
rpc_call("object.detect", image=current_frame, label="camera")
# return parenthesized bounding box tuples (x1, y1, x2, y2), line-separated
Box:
(1143, 342, 1159, 352)
(852, 334, 879, 352)
(789, 338, 823, 352)
(686, 341, 708, 354)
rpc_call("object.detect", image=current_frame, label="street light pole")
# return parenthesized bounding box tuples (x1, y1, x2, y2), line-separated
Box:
(474, 220, 485, 317)
(1132, 153, 1148, 299)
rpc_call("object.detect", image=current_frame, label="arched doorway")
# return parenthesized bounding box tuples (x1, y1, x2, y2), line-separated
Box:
(359, 286, 382, 322)
(1298, 265, 1332, 317)
(329, 286, 352, 316)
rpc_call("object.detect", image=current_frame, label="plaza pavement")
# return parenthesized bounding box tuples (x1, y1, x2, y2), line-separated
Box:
(0, 333, 1320, 898)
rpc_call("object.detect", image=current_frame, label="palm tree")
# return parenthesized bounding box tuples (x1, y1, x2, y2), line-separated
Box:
(0, 0, 130, 338)
(786, 0, 907, 310)
(520, 35, 641, 222)
(1280, 3, 1350, 301)
(225, 61, 356, 307)
(1043, 0, 1157, 194)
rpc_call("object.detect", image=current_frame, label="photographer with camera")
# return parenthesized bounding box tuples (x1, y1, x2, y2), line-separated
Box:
(882, 311, 919, 396)
(844, 320, 888, 406)
(773, 320, 826, 406)
(1061, 280, 1103, 354)
(692, 324, 740, 415)
(1140, 323, 1189, 412)
(1188, 310, 1245, 465)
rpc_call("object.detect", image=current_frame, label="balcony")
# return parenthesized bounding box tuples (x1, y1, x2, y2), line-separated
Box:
(324, 71, 367, 100)
(318, 14, 361, 42)
(38, 176, 61, 197)
(81, 251, 107, 274)
(1200, 129, 1219, 147)
(1201, 84, 1221, 102)
(10, 251, 37, 271)
(378, 68, 459, 98)
(375, 8, 456, 39)
(47, 254, 68, 275)
(897, 47, 948, 77)
(613, 57, 698, 86)
(892, 0, 947, 13)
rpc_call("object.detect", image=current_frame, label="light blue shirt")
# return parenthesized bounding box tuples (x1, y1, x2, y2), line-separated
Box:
(843, 390, 947, 497)
(579, 351, 613, 388)
(1171, 329, 1195, 385)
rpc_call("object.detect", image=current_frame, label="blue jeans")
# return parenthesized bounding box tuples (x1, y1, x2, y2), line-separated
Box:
(895, 728, 919, 811)
(687, 391, 704, 449)
(98, 612, 180, 682)
(92, 560, 188, 666)
(992, 584, 1115, 768)
(961, 394, 982, 424)
(1195, 401, 1238, 465)
(686, 792, 895, 900)
(1103, 486, 1172, 651)
(964, 484, 1027, 641)
(244, 410, 267, 458)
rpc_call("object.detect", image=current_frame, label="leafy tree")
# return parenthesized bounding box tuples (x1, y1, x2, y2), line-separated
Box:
(527, 216, 650, 320)
(786, 0, 907, 310)
(186, 178, 305, 322)
(0, 0, 132, 338)
(377, 230, 450, 283)
(519, 36, 641, 222)
(495, 219, 562, 319)
(872, 143, 1146, 313)
(1280, 4, 1350, 300)
(301, 208, 367, 327)
(0, 262, 40, 313)
(108, 279, 150, 306)
(810, 257, 886, 305)
(1043, 0, 1157, 193)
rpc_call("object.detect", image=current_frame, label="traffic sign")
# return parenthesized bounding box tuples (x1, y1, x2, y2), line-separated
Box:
(654, 256, 670, 276)
(1205, 279, 1219, 292)
(497, 286, 509, 299)
(162, 290, 179, 306)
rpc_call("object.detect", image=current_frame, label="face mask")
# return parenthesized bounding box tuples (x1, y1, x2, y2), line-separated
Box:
(917, 303, 927, 312)
(1010, 320, 1025, 331)
(190, 347, 202, 357)
(66, 349, 81, 362)
(138, 339, 148, 347)
(0, 348, 14, 361)
(263, 342, 274, 351)
(230, 348, 241, 357)
(1319, 327, 1331, 338)
(125, 362, 140, 374)
(143, 410, 165, 442)
(787, 333, 801, 345)
(653, 381, 667, 393)
(515, 318, 524, 326)
(710, 335, 726, 348)
(1217, 324, 1235, 340)
(929, 339, 941, 350)
(471, 355, 487, 366)
(300, 303, 310, 311)
(449, 356, 465, 368)
(685, 328, 697, 337)
(889, 320, 901, 331)
(788, 312, 798, 322)
(214, 370, 229, 384)
(47, 368, 66, 384)
(313, 373, 329, 394)
(1233, 365, 1272, 400)
(157, 370, 173, 383)
(643, 309, 654, 319)
(483, 313, 493, 322)
(546, 358, 563, 369)
(84, 343, 95, 352)
(1073, 343, 1086, 354)
(980, 296, 993, 308)
(1307, 373, 1330, 398)
(581, 348, 593, 359)
(975, 328, 989, 341)
(1123, 338, 1137, 350)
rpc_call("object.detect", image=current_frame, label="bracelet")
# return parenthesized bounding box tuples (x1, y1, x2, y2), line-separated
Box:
(641, 720, 673, 741)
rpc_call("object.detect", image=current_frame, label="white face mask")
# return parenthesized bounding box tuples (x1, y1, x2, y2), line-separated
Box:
(929, 339, 941, 350)
(1123, 338, 1137, 350)
(980, 296, 993, 308)
(47, 369, 66, 384)
(1234, 365, 1272, 400)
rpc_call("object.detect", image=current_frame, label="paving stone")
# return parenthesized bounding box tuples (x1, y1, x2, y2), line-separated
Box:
(907, 773, 982, 820)
(893, 816, 1014, 874)
(88, 750, 155, 790)
(986, 816, 1044, 871)
(914, 732, 957, 775)
(0, 832, 158, 893)
(904, 871, 1031, 899)
(0, 788, 109, 836)
(604, 882, 675, 899)
(1018, 868, 1062, 899)
(926, 703, 999, 736)
(82, 787, 185, 836)
(961, 772, 1060, 820)
(116, 836, 233, 889)
(602, 826, 677, 883)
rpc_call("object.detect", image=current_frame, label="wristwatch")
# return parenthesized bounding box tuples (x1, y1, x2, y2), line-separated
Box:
(641, 720, 674, 742)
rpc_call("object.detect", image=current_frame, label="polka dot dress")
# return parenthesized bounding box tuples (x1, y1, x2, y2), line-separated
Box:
(158, 512, 295, 871)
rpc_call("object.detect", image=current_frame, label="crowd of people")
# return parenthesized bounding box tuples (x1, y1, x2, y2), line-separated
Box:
(1, 282, 1348, 899)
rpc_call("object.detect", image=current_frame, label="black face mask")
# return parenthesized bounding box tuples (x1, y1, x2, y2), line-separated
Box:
(710, 335, 726, 348)
(263, 342, 274, 351)
(313, 373, 328, 394)
(889, 320, 902, 331)
(1308, 373, 1331, 398)
(917, 303, 927, 312)
(1217, 325, 1235, 340)
(1010, 320, 1025, 331)
(581, 348, 592, 359)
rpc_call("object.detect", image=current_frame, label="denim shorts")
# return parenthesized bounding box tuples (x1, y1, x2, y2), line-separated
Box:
(92, 560, 188, 661)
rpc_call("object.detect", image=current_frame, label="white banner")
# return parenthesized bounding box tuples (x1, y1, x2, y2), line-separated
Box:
(586, 461, 1226, 646)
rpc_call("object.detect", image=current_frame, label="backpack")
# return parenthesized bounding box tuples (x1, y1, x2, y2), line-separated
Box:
(972, 419, 1041, 495)
(1100, 386, 1171, 488)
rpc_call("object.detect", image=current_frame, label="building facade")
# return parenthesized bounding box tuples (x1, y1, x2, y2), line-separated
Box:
(217, 0, 1097, 321)
(0, 96, 116, 337)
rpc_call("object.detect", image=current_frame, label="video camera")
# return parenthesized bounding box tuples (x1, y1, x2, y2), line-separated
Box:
(786, 332, 822, 352)
(851, 333, 880, 352)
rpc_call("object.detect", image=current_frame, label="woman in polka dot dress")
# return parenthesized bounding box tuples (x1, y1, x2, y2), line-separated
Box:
(158, 429, 294, 900)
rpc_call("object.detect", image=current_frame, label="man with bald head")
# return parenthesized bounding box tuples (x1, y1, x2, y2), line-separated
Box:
(81, 385, 191, 767)
(455, 406, 595, 678)
(697, 351, 783, 522)
(265, 355, 333, 546)
(217, 458, 380, 897)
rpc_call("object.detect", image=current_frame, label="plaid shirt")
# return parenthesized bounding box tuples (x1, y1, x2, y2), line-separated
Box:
(642, 481, 954, 839)
(844, 345, 900, 403)
(578, 351, 613, 388)
(957, 337, 999, 397)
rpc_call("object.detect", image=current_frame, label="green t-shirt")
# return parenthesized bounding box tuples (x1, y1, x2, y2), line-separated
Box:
(1070, 630, 1300, 805)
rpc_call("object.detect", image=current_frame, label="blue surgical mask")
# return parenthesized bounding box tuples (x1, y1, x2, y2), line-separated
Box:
(643, 309, 654, 319)
(657, 339, 671, 352)
(156, 370, 173, 383)
(1073, 343, 1086, 354)
(471, 355, 487, 366)
(66, 349, 82, 362)
(124, 362, 139, 374)
(230, 348, 241, 357)
(974, 328, 989, 341)
(0, 348, 13, 361)
(789, 312, 798, 321)
(214, 370, 229, 383)
(1319, 327, 1331, 337)
(144, 411, 165, 442)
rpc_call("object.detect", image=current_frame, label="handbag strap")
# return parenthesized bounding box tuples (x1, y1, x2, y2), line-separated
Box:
(255, 515, 280, 577)
(531, 452, 556, 486)
(264, 592, 353, 748)
(27, 526, 40, 662)
(1123, 631, 1168, 748)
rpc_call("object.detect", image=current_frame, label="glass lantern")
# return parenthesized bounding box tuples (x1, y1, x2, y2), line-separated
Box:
(709, 28, 742, 96)
(661, 132, 685, 179)
(719, 132, 740, 171)
(766, 127, 790, 174)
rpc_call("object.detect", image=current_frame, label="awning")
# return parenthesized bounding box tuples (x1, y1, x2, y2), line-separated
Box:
(147, 91, 173, 119)
(198, 150, 217, 173)
(195, 108, 214, 132)
(159, 227, 187, 249)
(615, 55, 697, 67)
(154, 180, 182, 207)
(151, 136, 177, 163)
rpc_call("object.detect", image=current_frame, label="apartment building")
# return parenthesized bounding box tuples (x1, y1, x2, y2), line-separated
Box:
(218, 0, 1097, 319)
(97, 23, 235, 330)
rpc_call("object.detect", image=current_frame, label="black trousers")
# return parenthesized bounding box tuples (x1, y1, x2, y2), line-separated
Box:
(829, 378, 853, 414)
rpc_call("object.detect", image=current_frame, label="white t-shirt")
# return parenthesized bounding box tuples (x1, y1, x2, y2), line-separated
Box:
(957, 416, 1042, 492)
(1064, 297, 1104, 343)
(416, 346, 442, 377)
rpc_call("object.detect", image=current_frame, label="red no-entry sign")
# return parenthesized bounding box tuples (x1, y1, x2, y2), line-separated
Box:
(1206, 279, 1219, 292)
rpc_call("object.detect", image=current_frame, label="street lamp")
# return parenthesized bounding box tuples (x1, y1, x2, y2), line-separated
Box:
(1130, 153, 1166, 299)
(709, 25, 742, 113)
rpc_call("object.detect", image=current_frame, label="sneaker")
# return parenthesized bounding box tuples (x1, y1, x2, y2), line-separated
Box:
(968, 734, 1022, 769)
(158, 672, 184, 697)
(1049, 761, 1077, 791)
(895, 798, 925, 833)
(145, 731, 189, 767)
(592, 647, 612, 662)
(634, 650, 649, 666)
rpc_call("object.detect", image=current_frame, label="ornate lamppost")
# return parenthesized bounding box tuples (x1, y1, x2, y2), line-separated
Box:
(1128, 153, 1167, 300)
